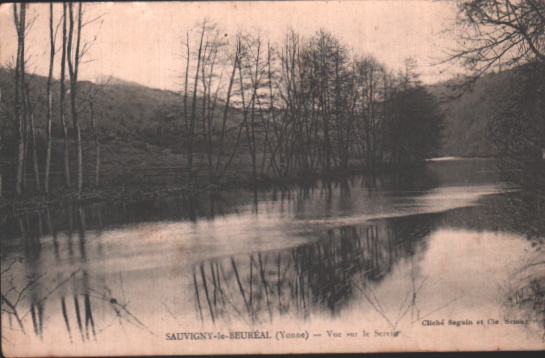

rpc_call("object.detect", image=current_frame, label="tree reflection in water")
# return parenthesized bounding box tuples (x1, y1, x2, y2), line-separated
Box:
(1, 205, 153, 343)
(2, 160, 545, 343)
(191, 213, 437, 326)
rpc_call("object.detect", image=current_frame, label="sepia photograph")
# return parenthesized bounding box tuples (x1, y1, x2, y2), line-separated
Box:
(0, 0, 544, 356)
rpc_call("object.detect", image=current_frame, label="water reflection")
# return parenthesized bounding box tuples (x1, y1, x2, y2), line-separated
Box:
(1, 260, 154, 343)
(1, 164, 444, 244)
(1, 159, 544, 348)
(191, 215, 437, 325)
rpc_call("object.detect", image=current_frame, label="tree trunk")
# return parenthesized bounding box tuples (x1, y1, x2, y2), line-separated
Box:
(60, 3, 71, 188)
(188, 22, 206, 181)
(67, 3, 84, 193)
(45, 3, 56, 194)
(248, 40, 260, 186)
(25, 85, 41, 192)
(13, 4, 27, 195)
(90, 102, 100, 186)
(0, 88, 3, 197)
(182, 32, 190, 179)
(215, 41, 239, 177)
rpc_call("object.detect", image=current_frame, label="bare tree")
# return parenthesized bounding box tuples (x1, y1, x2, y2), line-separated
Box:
(239, 34, 266, 187)
(82, 78, 110, 187)
(60, 3, 71, 188)
(200, 28, 220, 183)
(44, 3, 60, 193)
(260, 42, 279, 175)
(450, 0, 545, 80)
(24, 82, 40, 191)
(66, 2, 85, 193)
(214, 35, 242, 180)
(0, 88, 3, 196)
(90, 101, 99, 187)
(170, 21, 444, 189)
(186, 21, 207, 182)
(352, 56, 386, 170)
(182, 32, 190, 150)
(215, 34, 246, 181)
(13, 3, 27, 195)
(180, 22, 248, 185)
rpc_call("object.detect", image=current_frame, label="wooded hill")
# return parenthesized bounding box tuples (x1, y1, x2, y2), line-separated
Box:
(2, 64, 529, 196)
(0, 68, 245, 189)
(429, 69, 522, 157)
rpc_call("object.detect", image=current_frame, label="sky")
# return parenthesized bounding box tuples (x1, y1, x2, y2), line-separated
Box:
(0, 1, 462, 90)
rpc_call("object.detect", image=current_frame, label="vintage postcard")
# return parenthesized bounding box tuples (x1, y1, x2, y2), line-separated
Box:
(1, 1, 544, 356)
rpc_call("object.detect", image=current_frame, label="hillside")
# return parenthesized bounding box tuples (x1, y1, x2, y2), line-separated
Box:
(427, 70, 521, 157)
(0, 68, 244, 190)
(0, 68, 239, 150)
(0, 66, 523, 191)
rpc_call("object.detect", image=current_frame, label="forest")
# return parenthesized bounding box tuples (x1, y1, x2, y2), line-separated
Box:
(0, 3, 442, 202)
(0, 0, 544, 205)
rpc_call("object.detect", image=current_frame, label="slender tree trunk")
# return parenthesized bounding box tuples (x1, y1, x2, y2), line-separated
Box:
(183, 33, 190, 129)
(90, 102, 100, 186)
(60, 3, 71, 188)
(201, 41, 209, 137)
(13, 4, 27, 195)
(200, 42, 210, 180)
(261, 42, 276, 175)
(22, 118, 29, 189)
(45, 3, 56, 193)
(188, 22, 206, 181)
(0, 89, 3, 196)
(182, 32, 190, 179)
(237, 44, 251, 180)
(67, 3, 84, 193)
(201, 42, 219, 183)
(215, 42, 239, 176)
(25, 84, 40, 191)
(75, 4, 83, 193)
(243, 38, 261, 187)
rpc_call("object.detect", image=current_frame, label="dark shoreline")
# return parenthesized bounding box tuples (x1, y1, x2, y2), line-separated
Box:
(5, 157, 514, 216)
(0, 163, 401, 216)
(6, 156, 518, 216)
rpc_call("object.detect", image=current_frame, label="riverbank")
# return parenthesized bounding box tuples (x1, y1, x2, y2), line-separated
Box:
(0, 163, 395, 215)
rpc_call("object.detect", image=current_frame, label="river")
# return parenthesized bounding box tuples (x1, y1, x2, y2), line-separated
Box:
(1, 158, 544, 355)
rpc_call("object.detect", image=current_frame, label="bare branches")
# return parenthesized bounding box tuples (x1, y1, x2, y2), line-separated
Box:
(447, 1, 545, 177)
(450, 0, 545, 79)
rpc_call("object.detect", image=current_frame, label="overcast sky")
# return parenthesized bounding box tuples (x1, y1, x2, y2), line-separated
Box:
(0, 1, 462, 90)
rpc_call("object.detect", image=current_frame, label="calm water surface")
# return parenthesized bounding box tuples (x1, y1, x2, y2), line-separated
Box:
(1, 158, 544, 354)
